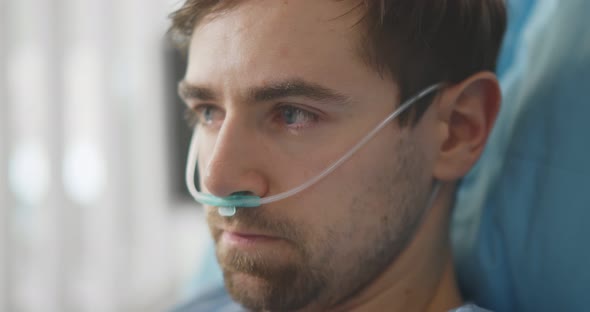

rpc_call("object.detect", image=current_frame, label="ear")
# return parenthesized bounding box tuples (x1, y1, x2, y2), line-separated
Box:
(433, 72, 501, 181)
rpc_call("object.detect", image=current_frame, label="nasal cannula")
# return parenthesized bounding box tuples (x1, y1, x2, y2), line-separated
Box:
(186, 83, 443, 216)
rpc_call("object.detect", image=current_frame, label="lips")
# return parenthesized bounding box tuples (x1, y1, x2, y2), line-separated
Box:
(224, 229, 278, 240)
(220, 229, 281, 247)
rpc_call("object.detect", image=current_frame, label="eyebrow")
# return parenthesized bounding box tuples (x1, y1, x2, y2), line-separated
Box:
(250, 79, 351, 105)
(178, 81, 216, 102)
(177, 78, 351, 106)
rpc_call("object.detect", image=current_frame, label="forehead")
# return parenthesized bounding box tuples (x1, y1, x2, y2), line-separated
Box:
(185, 0, 375, 91)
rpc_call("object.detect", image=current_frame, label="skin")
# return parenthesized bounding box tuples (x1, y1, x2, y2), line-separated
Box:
(179, 0, 501, 311)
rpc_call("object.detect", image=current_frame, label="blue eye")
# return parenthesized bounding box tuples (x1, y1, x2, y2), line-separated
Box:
(278, 106, 318, 128)
(184, 105, 224, 128)
(202, 106, 215, 124)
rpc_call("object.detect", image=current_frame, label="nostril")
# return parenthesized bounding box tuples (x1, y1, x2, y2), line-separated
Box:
(230, 191, 255, 196)
(218, 191, 257, 217)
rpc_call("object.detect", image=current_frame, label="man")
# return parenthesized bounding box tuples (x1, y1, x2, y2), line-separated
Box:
(171, 0, 506, 311)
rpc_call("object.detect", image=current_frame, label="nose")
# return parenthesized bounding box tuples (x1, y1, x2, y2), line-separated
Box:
(199, 118, 269, 199)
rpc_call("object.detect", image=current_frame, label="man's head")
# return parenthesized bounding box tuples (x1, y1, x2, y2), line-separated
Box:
(172, 0, 505, 311)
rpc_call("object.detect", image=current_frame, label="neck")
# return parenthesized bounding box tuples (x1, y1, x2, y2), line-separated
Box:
(327, 182, 463, 312)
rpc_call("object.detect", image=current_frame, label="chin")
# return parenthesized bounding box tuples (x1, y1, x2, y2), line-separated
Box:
(219, 256, 326, 312)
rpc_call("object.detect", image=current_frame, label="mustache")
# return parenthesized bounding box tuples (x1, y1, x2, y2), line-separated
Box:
(207, 206, 304, 243)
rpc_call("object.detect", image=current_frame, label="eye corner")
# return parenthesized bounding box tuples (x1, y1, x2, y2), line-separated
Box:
(183, 106, 200, 128)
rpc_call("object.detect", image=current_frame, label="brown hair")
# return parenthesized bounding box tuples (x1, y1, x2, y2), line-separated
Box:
(169, 0, 506, 125)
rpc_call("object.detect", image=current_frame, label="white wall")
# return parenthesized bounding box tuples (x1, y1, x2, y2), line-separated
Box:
(0, 0, 207, 311)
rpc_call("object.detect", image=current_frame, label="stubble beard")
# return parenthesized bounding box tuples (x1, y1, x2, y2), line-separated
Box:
(207, 136, 431, 311)
(220, 248, 327, 311)
(208, 208, 331, 312)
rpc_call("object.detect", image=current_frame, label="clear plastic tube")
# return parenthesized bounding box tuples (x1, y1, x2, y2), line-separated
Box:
(186, 83, 443, 214)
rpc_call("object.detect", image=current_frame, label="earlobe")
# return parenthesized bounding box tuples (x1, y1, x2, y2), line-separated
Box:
(433, 72, 501, 181)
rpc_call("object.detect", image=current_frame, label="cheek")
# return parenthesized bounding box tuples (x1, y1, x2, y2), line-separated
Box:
(312, 138, 400, 211)
(301, 134, 425, 242)
(286, 148, 395, 244)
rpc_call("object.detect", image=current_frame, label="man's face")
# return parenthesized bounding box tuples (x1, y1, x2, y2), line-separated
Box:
(184, 0, 437, 310)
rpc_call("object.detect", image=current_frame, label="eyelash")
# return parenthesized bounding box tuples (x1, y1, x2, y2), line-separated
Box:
(183, 104, 321, 130)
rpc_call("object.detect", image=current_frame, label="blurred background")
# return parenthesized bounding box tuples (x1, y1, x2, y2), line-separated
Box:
(0, 0, 211, 311)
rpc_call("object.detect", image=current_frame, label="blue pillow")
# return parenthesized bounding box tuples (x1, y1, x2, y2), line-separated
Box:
(452, 0, 590, 311)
